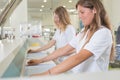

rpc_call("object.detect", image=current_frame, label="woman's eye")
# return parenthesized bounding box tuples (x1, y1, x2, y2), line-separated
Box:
(80, 12, 84, 14)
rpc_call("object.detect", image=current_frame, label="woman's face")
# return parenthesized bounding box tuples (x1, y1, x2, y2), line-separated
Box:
(77, 5, 96, 26)
(53, 13, 60, 26)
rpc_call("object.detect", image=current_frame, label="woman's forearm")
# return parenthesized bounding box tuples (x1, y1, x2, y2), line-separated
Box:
(36, 40, 56, 52)
(48, 49, 93, 75)
(41, 44, 74, 63)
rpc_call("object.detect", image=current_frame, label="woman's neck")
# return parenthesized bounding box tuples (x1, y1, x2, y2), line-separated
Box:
(58, 24, 65, 32)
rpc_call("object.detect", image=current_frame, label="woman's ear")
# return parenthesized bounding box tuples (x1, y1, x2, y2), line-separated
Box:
(93, 8, 96, 14)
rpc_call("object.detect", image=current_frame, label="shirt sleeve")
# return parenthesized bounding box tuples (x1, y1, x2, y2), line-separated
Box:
(69, 33, 81, 49)
(65, 25, 76, 42)
(84, 28, 112, 60)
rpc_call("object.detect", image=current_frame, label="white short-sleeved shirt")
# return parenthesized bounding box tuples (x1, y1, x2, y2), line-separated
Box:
(53, 24, 76, 62)
(53, 24, 76, 49)
(69, 26, 112, 73)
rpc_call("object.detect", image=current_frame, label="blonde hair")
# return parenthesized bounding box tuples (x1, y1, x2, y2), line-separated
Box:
(54, 6, 71, 31)
(76, 0, 115, 61)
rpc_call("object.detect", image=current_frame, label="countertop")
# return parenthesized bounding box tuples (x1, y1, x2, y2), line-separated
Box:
(0, 38, 26, 77)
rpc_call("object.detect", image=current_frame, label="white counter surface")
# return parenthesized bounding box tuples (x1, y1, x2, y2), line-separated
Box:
(0, 37, 56, 78)
(0, 38, 26, 77)
(25, 45, 56, 76)
(1, 70, 120, 80)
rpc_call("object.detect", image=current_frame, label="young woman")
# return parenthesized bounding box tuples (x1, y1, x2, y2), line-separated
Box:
(27, 6, 76, 63)
(29, 0, 115, 76)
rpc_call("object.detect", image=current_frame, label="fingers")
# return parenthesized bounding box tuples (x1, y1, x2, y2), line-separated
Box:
(27, 59, 39, 66)
(27, 49, 32, 53)
(27, 60, 36, 66)
(27, 49, 35, 53)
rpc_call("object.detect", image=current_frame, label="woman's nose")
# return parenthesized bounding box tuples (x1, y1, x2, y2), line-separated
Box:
(78, 13, 82, 19)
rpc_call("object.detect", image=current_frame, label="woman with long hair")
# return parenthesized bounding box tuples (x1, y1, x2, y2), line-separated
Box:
(28, 6, 76, 64)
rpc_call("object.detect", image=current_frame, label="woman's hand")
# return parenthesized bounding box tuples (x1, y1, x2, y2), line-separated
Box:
(27, 49, 34, 53)
(27, 59, 42, 66)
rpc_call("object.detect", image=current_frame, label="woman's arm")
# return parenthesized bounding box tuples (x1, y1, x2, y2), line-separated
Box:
(65, 49, 76, 56)
(49, 49, 93, 74)
(28, 39, 56, 53)
(31, 49, 93, 76)
(41, 44, 74, 62)
(28, 44, 74, 65)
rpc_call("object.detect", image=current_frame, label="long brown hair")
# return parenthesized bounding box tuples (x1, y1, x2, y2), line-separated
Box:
(54, 6, 71, 31)
(76, 0, 115, 61)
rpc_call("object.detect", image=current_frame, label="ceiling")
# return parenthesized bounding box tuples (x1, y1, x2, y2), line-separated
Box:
(28, 0, 78, 20)
(28, 0, 78, 11)
(0, 0, 78, 21)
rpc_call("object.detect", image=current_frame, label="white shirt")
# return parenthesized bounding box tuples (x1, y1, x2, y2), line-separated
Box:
(69, 26, 112, 73)
(53, 24, 76, 49)
(53, 24, 76, 62)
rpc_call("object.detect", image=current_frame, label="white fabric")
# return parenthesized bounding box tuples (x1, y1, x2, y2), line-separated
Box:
(69, 26, 112, 73)
(53, 24, 76, 62)
(53, 24, 76, 49)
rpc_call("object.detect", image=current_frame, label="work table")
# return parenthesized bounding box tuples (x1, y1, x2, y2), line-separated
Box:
(0, 38, 120, 80)
(0, 37, 56, 78)
(0, 38, 27, 77)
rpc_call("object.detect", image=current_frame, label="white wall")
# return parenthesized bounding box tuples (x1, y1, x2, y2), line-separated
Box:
(111, 0, 120, 30)
(10, 0, 28, 38)
(70, 14, 79, 29)
(42, 13, 54, 26)
(103, 0, 120, 30)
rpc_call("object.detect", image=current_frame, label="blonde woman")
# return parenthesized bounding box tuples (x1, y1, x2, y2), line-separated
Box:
(28, 6, 76, 64)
